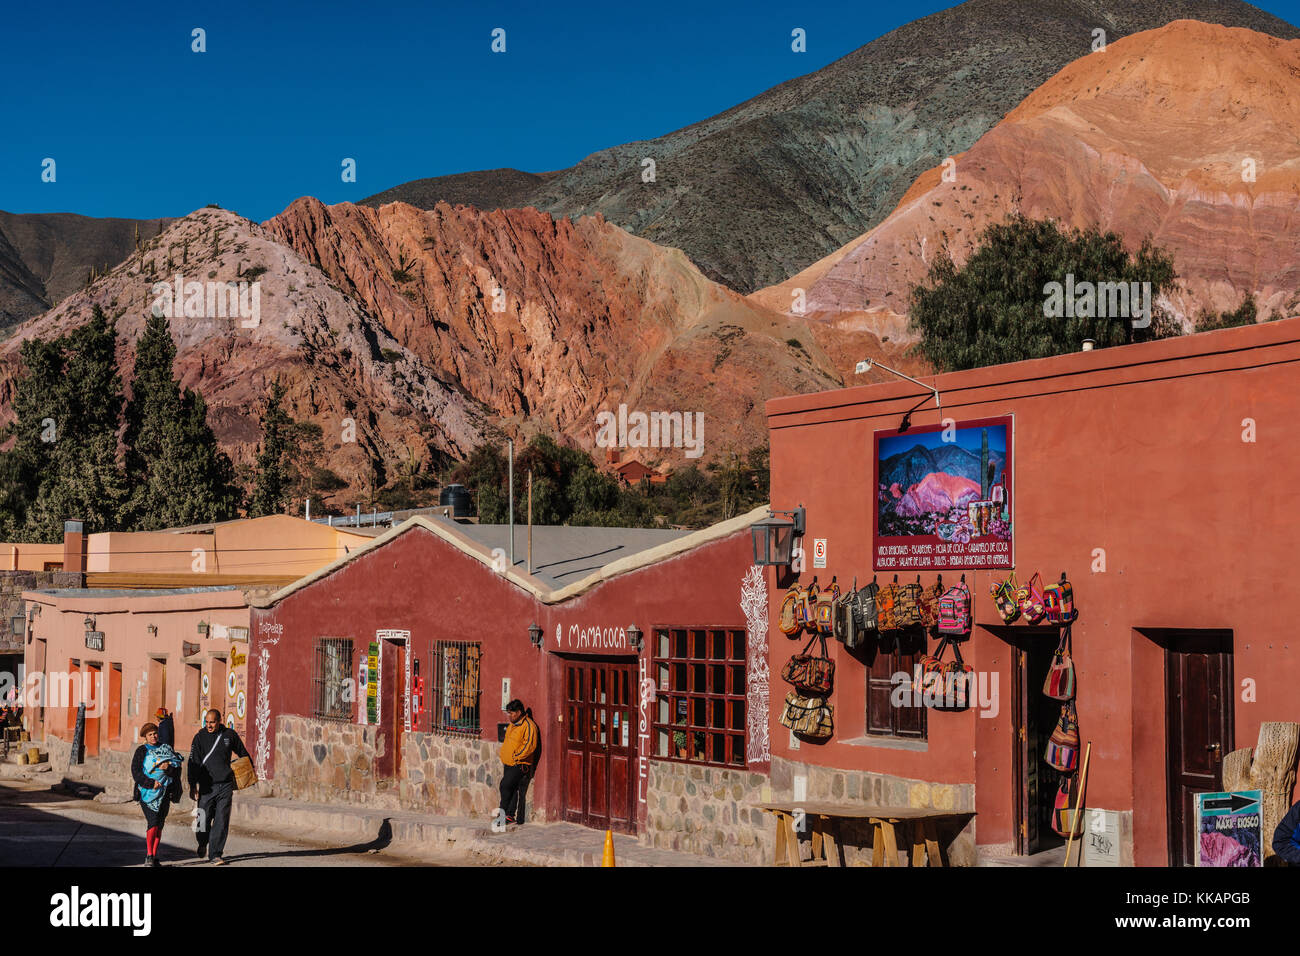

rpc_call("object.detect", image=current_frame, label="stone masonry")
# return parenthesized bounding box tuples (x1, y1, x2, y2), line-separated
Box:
(1, 570, 81, 656)
(398, 731, 535, 822)
(273, 714, 393, 808)
(643, 759, 771, 863)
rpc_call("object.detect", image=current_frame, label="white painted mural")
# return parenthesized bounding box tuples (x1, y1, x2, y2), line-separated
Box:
(253, 625, 282, 779)
(740, 565, 770, 765)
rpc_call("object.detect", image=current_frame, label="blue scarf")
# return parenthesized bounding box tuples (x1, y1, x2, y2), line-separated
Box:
(140, 743, 181, 811)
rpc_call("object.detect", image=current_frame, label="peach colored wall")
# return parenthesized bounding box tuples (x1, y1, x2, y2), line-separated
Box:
(23, 589, 250, 754)
(767, 316, 1300, 865)
(209, 515, 368, 576)
(0, 543, 65, 571)
(87, 532, 211, 574)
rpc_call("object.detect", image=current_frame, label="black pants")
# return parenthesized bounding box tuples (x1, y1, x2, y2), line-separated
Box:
(499, 764, 531, 823)
(196, 781, 234, 859)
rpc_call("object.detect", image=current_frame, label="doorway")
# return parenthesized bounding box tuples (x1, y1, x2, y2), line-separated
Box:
(84, 663, 101, 757)
(560, 658, 637, 834)
(1165, 630, 1233, 866)
(375, 637, 408, 784)
(1012, 630, 1066, 856)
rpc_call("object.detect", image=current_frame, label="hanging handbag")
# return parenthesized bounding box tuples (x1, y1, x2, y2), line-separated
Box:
(778, 584, 804, 636)
(1045, 700, 1080, 771)
(1043, 626, 1076, 700)
(989, 571, 1021, 624)
(780, 634, 835, 696)
(919, 575, 944, 628)
(1051, 775, 1081, 837)
(815, 579, 841, 637)
(876, 579, 899, 631)
(857, 579, 880, 637)
(834, 577, 863, 647)
(1044, 573, 1076, 625)
(937, 577, 972, 635)
(778, 691, 834, 739)
(913, 636, 974, 709)
(799, 580, 820, 633)
(1016, 571, 1047, 625)
(896, 579, 923, 627)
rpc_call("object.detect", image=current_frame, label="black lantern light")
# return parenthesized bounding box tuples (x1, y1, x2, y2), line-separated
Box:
(83, 616, 95, 632)
(627, 624, 643, 652)
(750, 506, 806, 567)
(528, 622, 543, 649)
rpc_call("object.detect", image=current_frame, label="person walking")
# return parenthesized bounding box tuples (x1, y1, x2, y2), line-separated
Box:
(131, 723, 182, 866)
(187, 709, 249, 865)
(498, 699, 538, 826)
(153, 707, 182, 801)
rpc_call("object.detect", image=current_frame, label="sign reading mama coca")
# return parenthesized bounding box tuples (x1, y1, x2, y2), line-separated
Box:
(874, 415, 1013, 571)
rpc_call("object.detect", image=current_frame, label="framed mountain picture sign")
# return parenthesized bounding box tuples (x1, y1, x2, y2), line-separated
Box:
(873, 415, 1014, 571)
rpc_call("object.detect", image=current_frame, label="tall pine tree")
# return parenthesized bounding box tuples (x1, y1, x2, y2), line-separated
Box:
(123, 313, 242, 529)
(248, 380, 293, 517)
(16, 305, 129, 541)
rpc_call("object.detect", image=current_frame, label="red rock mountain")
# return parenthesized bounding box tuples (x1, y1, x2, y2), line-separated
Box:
(753, 20, 1300, 337)
(0, 201, 895, 501)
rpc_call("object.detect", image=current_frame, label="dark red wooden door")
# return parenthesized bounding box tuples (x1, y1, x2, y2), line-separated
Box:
(1166, 632, 1233, 866)
(562, 659, 637, 834)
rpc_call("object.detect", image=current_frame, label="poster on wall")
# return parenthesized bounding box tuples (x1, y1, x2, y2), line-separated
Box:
(226, 634, 249, 741)
(366, 642, 380, 725)
(874, 415, 1013, 571)
(1196, 790, 1263, 867)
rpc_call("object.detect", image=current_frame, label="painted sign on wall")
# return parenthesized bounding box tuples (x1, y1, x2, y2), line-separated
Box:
(366, 642, 380, 726)
(874, 415, 1014, 571)
(227, 638, 249, 740)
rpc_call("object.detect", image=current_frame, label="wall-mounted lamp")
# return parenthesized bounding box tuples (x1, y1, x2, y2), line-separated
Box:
(855, 357, 941, 433)
(147, 624, 158, 636)
(197, 620, 209, 636)
(83, 616, 95, 632)
(528, 622, 543, 649)
(751, 507, 806, 567)
(627, 624, 643, 652)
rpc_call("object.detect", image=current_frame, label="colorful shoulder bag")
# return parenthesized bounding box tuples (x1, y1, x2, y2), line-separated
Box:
(920, 575, 944, 628)
(799, 580, 820, 633)
(780, 633, 835, 697)
(1045, 700, 1080, 771)
(990, 571, 1021, 624)
(1051, 775, 1082, 837)
(1017, 571, 1047, 625)
(778, 584, 804, 636)
(1044, 573, 1076, 625)
(896, 579, 923, 627)
(937, 578, 972, 635)
(779, 691, 834, 739)
(876, 578, 899, 631)
(914, 636, 974, 709)
(815, 579, 841, 637)
(1043, 625, 1075, 700)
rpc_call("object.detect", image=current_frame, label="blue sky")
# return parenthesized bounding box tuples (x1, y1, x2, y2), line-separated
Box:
(3, 0, 1297, 222)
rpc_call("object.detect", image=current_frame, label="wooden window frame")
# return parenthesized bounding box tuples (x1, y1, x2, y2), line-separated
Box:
(651, 627, 746, 769)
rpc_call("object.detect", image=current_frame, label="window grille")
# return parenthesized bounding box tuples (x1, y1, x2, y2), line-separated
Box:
(432, 641, 481, 736)
(312, 638, 354, 721)
(651, 628, 746, 768)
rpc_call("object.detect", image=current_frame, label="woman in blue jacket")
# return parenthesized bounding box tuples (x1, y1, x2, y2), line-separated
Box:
(130, 722, 182, 867)
(1272, 800, 1300, 865)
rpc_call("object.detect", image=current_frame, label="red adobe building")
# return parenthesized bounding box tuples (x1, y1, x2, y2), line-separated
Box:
(764, 316, 1300, 866)
(248, 510, 778, 860)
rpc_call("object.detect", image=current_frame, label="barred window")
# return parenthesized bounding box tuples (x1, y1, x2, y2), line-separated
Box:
(432, 641, 481, 736)
(312, 638, 354, 721)
(652, 628, 746, 767)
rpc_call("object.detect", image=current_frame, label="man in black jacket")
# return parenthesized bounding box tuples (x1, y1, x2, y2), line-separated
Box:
(187, 709, 249, 865)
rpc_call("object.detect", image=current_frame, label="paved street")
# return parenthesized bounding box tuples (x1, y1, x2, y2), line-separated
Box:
(0, 781, 487, 867)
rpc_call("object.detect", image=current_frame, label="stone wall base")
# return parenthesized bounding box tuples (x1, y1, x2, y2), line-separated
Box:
(642, 760, 771, 863)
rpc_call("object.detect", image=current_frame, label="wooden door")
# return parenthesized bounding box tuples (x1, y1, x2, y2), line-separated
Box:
(84, 664, 101, 757)
(561, 659, 637, 834)
(376, 639, 407, 782)
(1166, 631, 1233, 866)
(1013, 633, 1064, 855)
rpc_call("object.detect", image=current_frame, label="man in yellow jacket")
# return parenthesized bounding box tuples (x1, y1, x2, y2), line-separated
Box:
(499, 699, 539, 825)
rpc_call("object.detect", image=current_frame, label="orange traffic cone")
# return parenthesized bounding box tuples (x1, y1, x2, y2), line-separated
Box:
(601, 829, 616, 867)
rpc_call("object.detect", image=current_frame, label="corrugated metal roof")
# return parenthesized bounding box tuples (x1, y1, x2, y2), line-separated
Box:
(27, 586, 241, 598)
(442, 521, 694, 588)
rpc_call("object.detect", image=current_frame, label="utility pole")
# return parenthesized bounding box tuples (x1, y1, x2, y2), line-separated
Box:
(527, 470, 533, 575)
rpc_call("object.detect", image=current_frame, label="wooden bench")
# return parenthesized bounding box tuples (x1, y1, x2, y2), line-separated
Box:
(757, 801, 970, 867)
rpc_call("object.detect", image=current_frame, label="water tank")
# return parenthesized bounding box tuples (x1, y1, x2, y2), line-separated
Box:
(439, 483, 473, 518)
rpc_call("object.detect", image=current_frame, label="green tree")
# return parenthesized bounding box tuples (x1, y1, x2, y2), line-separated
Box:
(123, 313, 242, 529)
(909, 215, 1181, 372)
(10, 306, 130, 540)
(248, 381, 294, 517)
(1194, 295, 1262, 333)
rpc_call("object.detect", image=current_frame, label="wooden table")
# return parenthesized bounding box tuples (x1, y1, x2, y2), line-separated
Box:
(757, 801, 969, 867)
